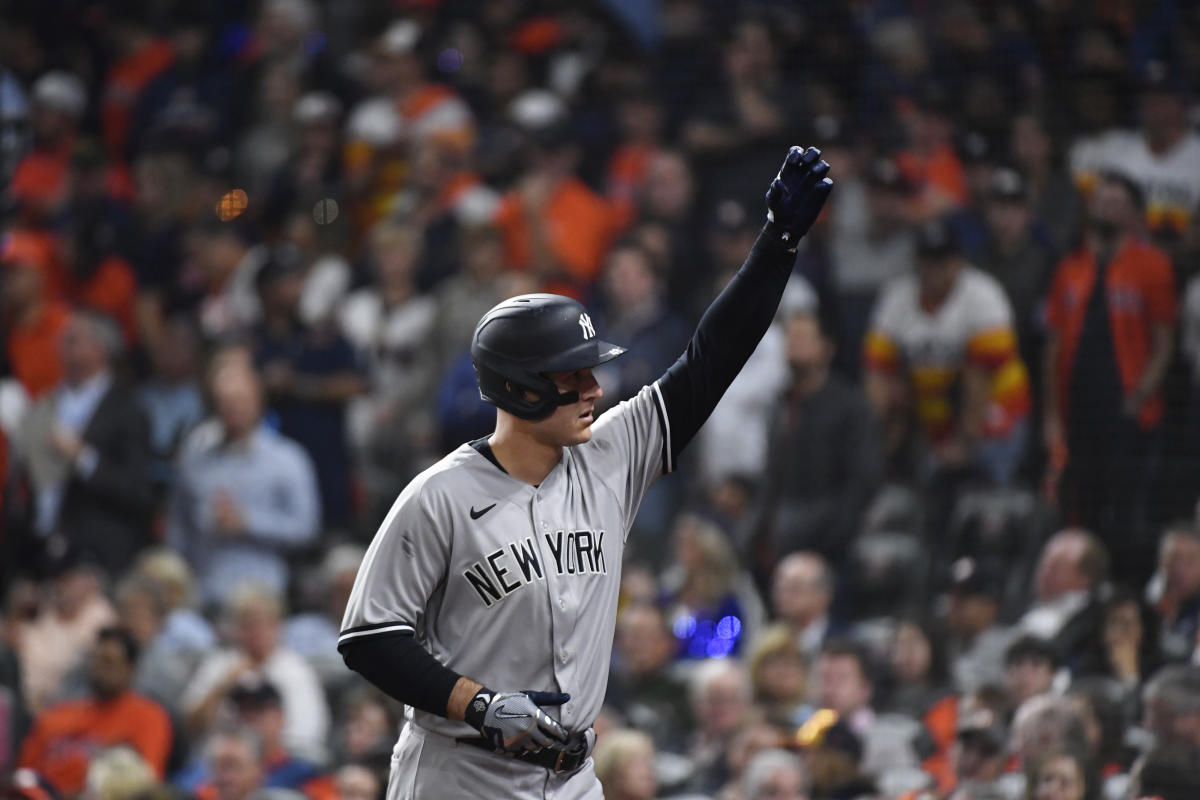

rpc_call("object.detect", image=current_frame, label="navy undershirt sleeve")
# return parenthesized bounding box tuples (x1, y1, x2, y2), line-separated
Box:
(657, 222, 797, 464)
(339, 632, 462, 717)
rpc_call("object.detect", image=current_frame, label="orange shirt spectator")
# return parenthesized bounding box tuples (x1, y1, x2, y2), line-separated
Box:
(18, 691, 171, 794)
(102, 39, 174, 158)
(494, 177, 622, 287)
(73, 256, 139, 344)
(7, 303, 70, 399)
(607, 143, 656, 230)
(3, 237, 70, 398)
(18, 627, 172, 795)
(9, 149, 72, 220)
(1046, 236, 1177, 429)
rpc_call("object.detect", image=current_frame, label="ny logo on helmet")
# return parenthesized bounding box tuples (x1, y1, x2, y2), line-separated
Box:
(578, 313, 595, 340)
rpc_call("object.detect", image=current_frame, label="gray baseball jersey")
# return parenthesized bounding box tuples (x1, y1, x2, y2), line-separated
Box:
(339, 381, 670, 740)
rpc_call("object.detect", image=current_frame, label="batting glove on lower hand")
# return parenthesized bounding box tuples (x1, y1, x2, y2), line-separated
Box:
(463, 688, 571, 753)
(765, 145, 833, 249)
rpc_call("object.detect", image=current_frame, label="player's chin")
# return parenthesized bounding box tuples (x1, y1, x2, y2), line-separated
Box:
(569, 417, 595, 444)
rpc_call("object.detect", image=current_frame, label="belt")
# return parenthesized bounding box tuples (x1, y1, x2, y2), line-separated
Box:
(456, 731, 592, 773)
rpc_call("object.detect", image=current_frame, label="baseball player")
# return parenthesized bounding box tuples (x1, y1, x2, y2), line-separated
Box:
(338, 146, 832, 798)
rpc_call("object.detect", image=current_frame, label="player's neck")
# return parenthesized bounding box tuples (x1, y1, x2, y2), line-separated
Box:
(489, 420, 563, 485)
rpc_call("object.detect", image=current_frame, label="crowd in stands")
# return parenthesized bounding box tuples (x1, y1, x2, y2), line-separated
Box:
(6, 1, 1200, 799)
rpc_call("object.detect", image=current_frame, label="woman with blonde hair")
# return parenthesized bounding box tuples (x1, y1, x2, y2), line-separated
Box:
(661, 514, 765, 660)
(747, 624, 809, 726)
(593, 728, 658, 800)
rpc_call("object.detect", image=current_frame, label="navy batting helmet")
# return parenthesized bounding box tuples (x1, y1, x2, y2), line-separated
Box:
(471, 293, 626, 420)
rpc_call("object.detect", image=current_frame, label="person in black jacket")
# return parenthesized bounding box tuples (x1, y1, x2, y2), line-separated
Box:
(15, 311, 152, 575)
(747, 308, 883, 571)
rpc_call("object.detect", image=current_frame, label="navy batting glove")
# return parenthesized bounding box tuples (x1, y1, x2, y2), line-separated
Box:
(765, 145, 833, 249)
(522, 690, 570, 706)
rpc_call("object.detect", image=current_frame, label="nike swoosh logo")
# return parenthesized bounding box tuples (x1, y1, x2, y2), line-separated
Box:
(470, 503, 497, 520)
(494, 704, 529, 720)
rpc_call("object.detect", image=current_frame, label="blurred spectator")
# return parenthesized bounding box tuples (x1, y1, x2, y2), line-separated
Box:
(131, 548, 217, 654)
(129, 8, 231, 156)
(795, 713, 875, 800)
(137, 316, 206, 489)
(749, 310, 883, 569)
(594, 240, 690, 405)
(331, 765, 378, 800)
(261, 92, 344, 236)
(945, 557, 1016, 693)
(661, 514, 764, 660)
(189, 679, 333, 800)
(687, 659, 753, 793)
(168, 361, 319, 606)
(746, 625, 809, 728)
(283, 544, 364, 690)
(1078, 587, 1160, 692)
(1010, 112, 1082, 257)
(1078, 64, 1200, 248)
(431, 223, 512, 366)
(769, 552, 844, 668)
(1043, 173, 1177, 580)
(201, 726, 267, 800)
(1066, 678, 1132, 794)
(815, 639, 922, 781)
(253, 245, 365, 526)
(1019, 529, 1107, 661)
(2, 232, 71, 398)
(18, 626, 172, 795)
(1142, 665, 1200, 752)
(607, 604, 692, 753)
(101, 2, 176, 160)
(8, 72, 86, 222)
(1009, 694, 1089, 772)
(895, 88, 969, 220)
(1025, 748, 1094, 800)
(339, 223, 437, 520)
(947, 690, 1017, 800)
(1003, 636, 1060, 709)
(15, 550, 116, 713)
(190, 221, 266, 343)
(494, 89, 621, 290)
(605, 84, 665, 232)
(115, 575, 204, 711)
(84, 746, 159, 800)
(740, 748, 810, 800)
(331, 689, 396, 768)
(681, 16, 800, 210)
(62, 185, 139, 344)
(1147, 524, 1200, 663)
(976, 166, 1058, 385)
(865, 216, 1031, 485)
(1128, 741, 1200, 800)
(235, 59, 301, 201)
(398, 136, 497, 292)
(593, 728, 657, 800)
(830, 157, 917, 378)
(181, 585, 329, 765)
(15, 312, 152, 574)
(885, 617, 957, 783)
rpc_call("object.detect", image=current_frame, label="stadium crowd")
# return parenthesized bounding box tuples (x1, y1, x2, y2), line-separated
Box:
(5, 1, 1200, 799)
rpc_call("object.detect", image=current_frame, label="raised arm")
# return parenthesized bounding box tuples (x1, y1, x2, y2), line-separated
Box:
(657, 146, 832, 467)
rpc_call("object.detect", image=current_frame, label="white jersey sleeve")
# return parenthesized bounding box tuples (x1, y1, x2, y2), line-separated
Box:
(963, 269, 1015, 331)
(584, 382, 669, 536)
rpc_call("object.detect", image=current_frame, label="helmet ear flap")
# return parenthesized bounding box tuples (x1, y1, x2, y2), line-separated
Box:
(474, 362, 559, 420)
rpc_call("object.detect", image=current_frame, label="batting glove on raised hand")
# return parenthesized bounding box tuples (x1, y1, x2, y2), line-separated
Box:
(765, 145, 833, 249)
(463, 688, 571, 753)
